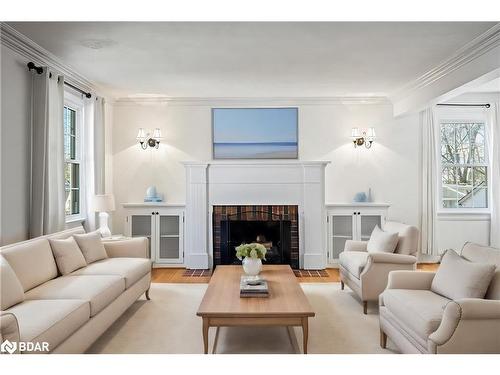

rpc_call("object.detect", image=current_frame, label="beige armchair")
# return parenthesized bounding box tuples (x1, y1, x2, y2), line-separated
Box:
(379, 243, 500, 354)
(338, 221, 419, 313)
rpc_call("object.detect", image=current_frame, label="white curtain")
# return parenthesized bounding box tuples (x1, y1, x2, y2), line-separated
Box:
(29, 69, 66, 237)
(489, 101, 500, 248)
(420, 107, 438, 255)
(84, 97, 106, 231)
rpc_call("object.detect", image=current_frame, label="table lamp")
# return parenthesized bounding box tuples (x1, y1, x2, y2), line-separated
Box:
(92, 194, 116, 237)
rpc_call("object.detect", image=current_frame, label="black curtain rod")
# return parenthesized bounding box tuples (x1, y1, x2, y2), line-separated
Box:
(27, 62, 92, 99)
(437, 103, 490, 108)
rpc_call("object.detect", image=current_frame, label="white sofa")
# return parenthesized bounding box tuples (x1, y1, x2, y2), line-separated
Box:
(339, 221, 419, 313)
(379, 242, 500, 353)
(0, 226, 151, 354)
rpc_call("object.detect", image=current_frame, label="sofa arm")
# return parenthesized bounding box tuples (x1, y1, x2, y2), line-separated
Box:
(428, 299, 500, 353)
(344, 240, 368, 252)
(0, 312, 20, 352)
(386, 270, 435, 290)
(103, 237, 149, 259)
(367, 253, 416, 265)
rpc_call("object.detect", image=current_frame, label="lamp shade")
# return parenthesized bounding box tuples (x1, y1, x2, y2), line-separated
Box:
(152, 128, 162, 139)
(351, 127, 361, 138)
(136, 128, 146, 141)
(366, 127, 376, 139)
(92, 194, 116, 212)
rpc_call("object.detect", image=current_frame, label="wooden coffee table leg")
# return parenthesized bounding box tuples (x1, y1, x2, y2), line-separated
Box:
(302, 317, 309, 354)
(202, 318, 209, 354)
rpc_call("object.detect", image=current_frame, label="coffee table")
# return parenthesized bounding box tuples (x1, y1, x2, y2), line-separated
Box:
(196, 265, 315, 354)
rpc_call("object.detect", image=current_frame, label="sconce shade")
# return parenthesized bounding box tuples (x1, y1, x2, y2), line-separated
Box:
(366, 127, 376, 139)
(351, 128, 361, 138)
(136, 128, 146, 141)
(92, 194, 116, 212)
(152, 128, 162, 140)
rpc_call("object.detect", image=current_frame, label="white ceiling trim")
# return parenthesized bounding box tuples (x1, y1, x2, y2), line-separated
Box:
(112, 96, 391, 106)
(0, 22, 95, 93)
(390, 23, 500, 103)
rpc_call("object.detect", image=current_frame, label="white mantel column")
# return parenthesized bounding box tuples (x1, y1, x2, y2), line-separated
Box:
(184, 162, 209, 269)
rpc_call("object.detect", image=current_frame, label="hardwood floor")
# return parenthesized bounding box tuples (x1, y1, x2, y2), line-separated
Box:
(152, 263, 439, 283)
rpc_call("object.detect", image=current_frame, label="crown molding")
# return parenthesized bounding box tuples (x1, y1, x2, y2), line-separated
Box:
(0, 22, 95, 92)
(390, 23, 500, 103)
(112, 95, 391, 106)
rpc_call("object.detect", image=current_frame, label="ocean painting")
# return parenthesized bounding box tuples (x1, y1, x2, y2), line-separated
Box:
(212, 108, 298, 159)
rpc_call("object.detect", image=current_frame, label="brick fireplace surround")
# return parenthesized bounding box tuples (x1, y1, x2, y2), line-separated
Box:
(212, 205, 299, 267)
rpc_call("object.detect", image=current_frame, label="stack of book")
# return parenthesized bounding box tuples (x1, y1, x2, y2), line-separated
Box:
(240, 276, 269, 298)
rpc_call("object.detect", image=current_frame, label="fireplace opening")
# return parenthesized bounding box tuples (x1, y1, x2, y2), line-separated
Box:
(213, 206, 299, 269)
(221, 219, 292, 265)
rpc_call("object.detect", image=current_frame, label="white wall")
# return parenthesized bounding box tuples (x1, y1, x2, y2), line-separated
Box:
(111, 100, 421, 235)
(0, 45, 32, 245)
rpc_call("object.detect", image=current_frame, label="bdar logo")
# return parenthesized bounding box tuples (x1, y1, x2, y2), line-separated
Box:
(1, 340, 17, 354)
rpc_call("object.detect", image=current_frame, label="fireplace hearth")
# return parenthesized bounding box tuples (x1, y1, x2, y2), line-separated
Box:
(213, 205, 299, 269)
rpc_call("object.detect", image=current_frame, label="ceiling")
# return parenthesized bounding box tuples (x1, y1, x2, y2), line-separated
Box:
(8, 22, 497, 98)
(468, 77, 500, 93)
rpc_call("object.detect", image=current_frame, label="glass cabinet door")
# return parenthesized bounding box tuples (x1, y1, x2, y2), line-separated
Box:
(329, 215, 355, 260)
(130, 215, 154, 259)
(359, 215, 381, 241)
(156, 215, 183, 263)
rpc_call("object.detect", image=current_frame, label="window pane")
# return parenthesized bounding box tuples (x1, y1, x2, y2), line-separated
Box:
(454, 123, 471, 164)
(473, 166, 487, 187)
(64, 162, 80, 215)
(472, 188, 488, 208)
(442, 166, 457, 185)
(64, 106, 77, 160)
(440, 123, 455, 164)
(442, 185, 458, 208)
(471, 123, 485, 163)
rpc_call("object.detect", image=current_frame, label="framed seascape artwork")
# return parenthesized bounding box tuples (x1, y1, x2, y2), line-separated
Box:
(212, 107, 298, 159)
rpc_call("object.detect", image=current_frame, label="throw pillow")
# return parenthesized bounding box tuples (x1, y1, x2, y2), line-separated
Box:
(73, 231, 108, 264)
(431, 249, 496, 300)
(49, 237, 87, 275)
(0, 256, 25, 310)
(367, 225, 399, 253)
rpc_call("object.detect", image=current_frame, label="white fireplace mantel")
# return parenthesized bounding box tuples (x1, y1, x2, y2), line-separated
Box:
(183, 160, 330, 270)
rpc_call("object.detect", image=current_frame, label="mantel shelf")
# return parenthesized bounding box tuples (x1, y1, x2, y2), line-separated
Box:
(121, 202, 185, 208)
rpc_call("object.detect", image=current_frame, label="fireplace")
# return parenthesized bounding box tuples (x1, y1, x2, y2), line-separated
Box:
(213, 205, 299, 269)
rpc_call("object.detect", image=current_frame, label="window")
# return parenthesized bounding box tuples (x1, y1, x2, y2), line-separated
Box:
(439, 116, 488, 209)
(64, 95, 84, 221)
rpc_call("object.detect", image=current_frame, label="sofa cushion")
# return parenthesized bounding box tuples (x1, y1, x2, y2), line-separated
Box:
(0, 238, 58, 292)
(384, 221, 419, 256)
(73, 231, 108, 264)
(460, 242, 500, 300)
(431, 249, 496, 300)
(367, 225, 399, 253)
(71, 257, 151, 289)
(339, 251, 369, 278)
(25, 275, 125, 317)
(0, 256, 25, 310)
(383, 289, 451, 341)
(7, 299, 89, 353)
(49, 237, 87, 275)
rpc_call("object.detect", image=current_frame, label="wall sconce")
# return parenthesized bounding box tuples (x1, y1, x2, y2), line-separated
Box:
(351, 127, 376, 149)
(136, 128, 162, 149)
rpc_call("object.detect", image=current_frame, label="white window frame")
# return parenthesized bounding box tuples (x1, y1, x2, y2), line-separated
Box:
(64, 91, 86, 223)
(436, 107, 491, 216)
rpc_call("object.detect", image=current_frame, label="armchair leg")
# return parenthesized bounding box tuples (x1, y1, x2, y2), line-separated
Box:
(340, 281, 344, 290)
(363, 301, 367, 314)
(380, 329, 387, 349)
(145, 288, 151, 300)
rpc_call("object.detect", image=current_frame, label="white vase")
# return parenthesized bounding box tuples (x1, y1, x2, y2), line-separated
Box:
(242, 257, 262, 276)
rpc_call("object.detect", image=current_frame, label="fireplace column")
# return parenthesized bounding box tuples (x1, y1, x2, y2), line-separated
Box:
(184, 162, 209, 269)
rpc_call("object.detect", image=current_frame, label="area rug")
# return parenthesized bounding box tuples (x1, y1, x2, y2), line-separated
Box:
(87, 282, 398, 354)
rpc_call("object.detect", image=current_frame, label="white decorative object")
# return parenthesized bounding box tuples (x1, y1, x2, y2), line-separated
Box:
(242, 257, 262, 277)
(92, 194, 116, 238)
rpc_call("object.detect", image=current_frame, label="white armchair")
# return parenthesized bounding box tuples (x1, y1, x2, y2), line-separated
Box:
(338, 221, 419, 313)
(379, 242, 500, 353)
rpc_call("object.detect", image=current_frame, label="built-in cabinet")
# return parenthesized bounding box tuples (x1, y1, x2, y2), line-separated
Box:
(326, 203, 389, 265)
(123, 203, 185, 266)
